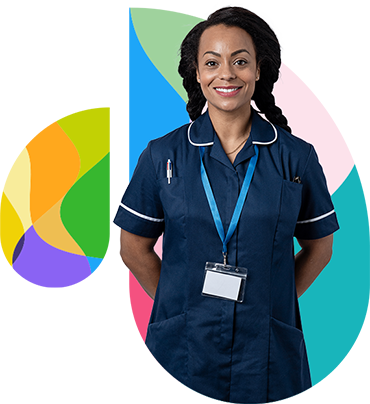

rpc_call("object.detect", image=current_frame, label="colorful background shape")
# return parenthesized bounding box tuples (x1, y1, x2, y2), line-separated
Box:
(0, 31, 119, 403)
(0, 0, 370, 404)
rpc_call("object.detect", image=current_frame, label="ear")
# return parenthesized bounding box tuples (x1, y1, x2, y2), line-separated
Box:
(196, 69, 201, 84)
(256, 66, 261, 81)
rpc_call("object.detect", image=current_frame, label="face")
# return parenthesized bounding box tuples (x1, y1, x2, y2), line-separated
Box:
(196, 24, 260, 116)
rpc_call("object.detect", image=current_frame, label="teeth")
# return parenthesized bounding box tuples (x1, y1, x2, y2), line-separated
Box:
(215, 87, 239, 93)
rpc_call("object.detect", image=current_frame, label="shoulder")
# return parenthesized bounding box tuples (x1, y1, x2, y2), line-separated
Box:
(275, 125, 313, 157)
(274, 125, 316, 173)
(147, 122, 191, 155)
(251, 109, 312, 160)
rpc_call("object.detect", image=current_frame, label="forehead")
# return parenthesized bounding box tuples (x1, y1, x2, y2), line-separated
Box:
(198, 25, 256, 56)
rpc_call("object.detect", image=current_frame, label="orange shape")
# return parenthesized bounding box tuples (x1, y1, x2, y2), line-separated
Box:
(0, 42, 80, 223)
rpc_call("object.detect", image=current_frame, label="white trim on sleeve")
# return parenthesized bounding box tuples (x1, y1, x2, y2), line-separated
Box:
(296, 209, 335, 224)
(121, 203, 164, 223)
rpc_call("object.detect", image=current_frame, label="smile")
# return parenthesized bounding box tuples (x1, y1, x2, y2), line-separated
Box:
(214, 86, 242, 97)
(215, 87, 241, 93)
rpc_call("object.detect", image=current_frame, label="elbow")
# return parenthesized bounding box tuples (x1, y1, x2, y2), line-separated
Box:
(320, 235, 334, 268)
(120, 245, 132, 267)
(119, 229, 159, 270)
(324, 244, 333, 266)
(325, 234, 334, 265)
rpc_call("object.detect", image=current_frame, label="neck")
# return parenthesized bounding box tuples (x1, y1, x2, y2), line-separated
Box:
(208, 104, 252, 141)
(208, 105, 253, 162)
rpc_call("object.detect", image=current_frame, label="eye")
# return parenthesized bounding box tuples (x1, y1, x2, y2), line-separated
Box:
(234, 59, 248, 66)
(205, 60, 218, 67)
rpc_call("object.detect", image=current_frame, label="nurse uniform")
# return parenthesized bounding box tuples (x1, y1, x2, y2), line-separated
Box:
(114, 108, 339, 403)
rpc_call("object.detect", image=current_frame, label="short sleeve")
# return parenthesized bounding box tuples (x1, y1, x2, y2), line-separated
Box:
(113, 142, 164, 238)
(294, 146, 339, 240)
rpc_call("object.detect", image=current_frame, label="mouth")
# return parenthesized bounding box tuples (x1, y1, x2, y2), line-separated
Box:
(214, 86, 242, 97)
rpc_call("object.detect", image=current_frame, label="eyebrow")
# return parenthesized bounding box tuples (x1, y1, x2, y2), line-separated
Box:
(202, 49, 251, 57)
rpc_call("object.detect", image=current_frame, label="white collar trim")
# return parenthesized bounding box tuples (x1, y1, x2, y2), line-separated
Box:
(252, 121, 278, 145)
(187, 118, 278, 147)
(187, 121, 214, 147)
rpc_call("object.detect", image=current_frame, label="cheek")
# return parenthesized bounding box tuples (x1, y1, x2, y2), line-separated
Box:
(198, 68, 216, 86)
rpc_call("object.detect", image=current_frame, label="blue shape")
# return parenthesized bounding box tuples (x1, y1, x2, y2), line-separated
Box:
(87, 257, 112, 315)
(0, 0, 189, 182)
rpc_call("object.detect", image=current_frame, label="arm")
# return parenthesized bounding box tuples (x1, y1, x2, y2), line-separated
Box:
(120, 229, 161, 300)
(295, 234, 333, 298)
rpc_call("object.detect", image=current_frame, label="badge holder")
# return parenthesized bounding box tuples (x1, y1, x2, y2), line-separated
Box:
(202, 261, 248, 303)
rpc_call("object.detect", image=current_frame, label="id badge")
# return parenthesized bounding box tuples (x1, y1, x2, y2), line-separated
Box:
(202, 262, 248, 303)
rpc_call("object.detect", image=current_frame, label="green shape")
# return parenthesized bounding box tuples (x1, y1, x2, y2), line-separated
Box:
(57, 49, 119, 179)
(130, 8, 203, 102)
(60, 153, 110, 259)
(299, 166, 369, 385)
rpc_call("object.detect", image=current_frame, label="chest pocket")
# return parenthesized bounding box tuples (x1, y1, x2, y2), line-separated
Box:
(277, 179, 303, 240)
(158, 177, 186, 222)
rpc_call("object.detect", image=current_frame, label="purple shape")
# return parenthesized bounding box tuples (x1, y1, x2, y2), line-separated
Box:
(0, 227, 91, 404)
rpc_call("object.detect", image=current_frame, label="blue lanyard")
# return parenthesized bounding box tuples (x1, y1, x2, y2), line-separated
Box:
(199, 144, 259, 263)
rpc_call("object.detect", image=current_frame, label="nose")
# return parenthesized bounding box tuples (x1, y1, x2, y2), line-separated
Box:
(219, 63, 236, 80)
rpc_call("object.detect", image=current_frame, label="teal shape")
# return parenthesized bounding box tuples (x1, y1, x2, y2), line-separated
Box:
(299, 166, 370, 385)
(60, 153, 110, 259)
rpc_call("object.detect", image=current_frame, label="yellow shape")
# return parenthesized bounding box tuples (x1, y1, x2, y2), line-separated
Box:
(33, 198, 85, 256)
(0, 193, 25, 265)
(3, 148, 33, 232)
(0, 42, 79, 223)
(57, 49, 119, 179)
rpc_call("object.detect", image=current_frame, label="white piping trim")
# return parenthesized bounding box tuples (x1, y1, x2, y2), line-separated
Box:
(120, 203, 164, 223)
(297, 209, 335, 224)
(188, 118, 277, 147)
(187, 121, 214, 147)
(252, 121, 278, 145)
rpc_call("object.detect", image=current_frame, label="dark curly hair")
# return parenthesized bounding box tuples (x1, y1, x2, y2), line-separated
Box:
(178, 7, 291, 133)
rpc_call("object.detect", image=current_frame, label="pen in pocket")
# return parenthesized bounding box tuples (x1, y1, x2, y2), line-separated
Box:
(167, 159, 172, 184)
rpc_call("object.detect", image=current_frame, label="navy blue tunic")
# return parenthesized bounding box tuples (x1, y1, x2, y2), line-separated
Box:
(114, 109, 339, 403)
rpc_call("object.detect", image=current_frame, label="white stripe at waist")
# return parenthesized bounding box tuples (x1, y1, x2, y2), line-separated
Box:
(296, 209, 335, 224)
(120, 203, 164, 223)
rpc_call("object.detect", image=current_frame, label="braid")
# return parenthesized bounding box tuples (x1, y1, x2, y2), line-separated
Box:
(179, 61, 206, 121)
(178, 22, 207, 121)
(253, 80, 292, 133)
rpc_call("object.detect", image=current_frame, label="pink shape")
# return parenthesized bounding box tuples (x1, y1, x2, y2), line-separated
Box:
(83, 271, 153, 344)
(153, 234, 163, 256)
(274, 62, 370, 193)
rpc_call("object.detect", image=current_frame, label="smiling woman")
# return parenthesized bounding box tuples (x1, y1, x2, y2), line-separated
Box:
(197, 26, 259, 105)
(114, 6, 339, 404)
(195, 25, 260, 161)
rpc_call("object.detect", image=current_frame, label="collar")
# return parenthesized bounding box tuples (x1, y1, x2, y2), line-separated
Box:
(187, 108, 278, 147)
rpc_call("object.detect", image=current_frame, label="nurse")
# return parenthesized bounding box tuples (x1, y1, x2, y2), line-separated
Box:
(114, 6, 339, 403)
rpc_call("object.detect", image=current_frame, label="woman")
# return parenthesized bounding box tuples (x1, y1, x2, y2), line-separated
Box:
(114, 7, 339, 403)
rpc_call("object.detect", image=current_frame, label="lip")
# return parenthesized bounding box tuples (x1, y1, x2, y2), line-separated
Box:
(214, 86, 243, 97)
